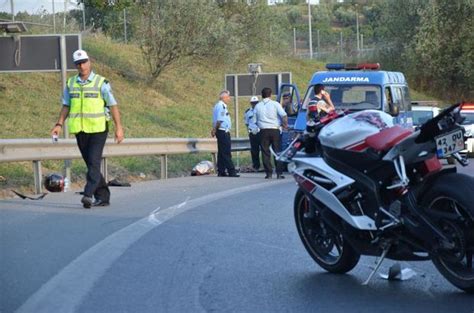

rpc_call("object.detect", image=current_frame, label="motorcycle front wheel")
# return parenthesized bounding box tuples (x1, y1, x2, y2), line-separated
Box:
(421, 173, 474, 293)
(294, 188, 360, 273)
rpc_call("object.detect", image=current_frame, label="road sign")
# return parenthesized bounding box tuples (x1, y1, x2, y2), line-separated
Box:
(0, 34, 81, 72)
(225, 72, 292, 97)
(224, 72, 292, 137)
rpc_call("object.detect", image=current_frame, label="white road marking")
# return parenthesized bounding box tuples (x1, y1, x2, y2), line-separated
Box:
(16, 180, 287, 313)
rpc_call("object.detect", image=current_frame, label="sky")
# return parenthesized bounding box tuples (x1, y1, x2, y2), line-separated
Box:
(0, 0, 79, 15)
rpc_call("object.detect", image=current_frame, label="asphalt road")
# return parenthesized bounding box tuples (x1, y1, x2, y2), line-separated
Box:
(1, 166, 474, 313)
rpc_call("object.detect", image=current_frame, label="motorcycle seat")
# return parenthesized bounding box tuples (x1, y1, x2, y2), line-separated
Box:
(365, 126, 413, 152)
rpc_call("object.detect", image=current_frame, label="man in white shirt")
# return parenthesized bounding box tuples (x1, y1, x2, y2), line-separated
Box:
(253, 87, 288, 179)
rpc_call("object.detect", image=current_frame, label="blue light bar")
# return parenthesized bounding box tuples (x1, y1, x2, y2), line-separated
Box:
(326, 63, 345, 70)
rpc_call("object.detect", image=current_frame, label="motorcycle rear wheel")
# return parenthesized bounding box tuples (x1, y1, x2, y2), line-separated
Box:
(294, 188, 360, 273)
(421, 173, 474, 293)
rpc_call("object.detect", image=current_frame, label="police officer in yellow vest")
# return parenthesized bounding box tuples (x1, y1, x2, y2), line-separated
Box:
(51, 49, 124, 209)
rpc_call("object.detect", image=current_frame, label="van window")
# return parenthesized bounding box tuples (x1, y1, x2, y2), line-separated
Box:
(302, 84, 381, 110)
(412, 110, 434, 126)
(461, 112, 474, 125)
(402, 86, 411, 110)
(279, 86, 299, 117)
(384, 87, 393, 114)
(392, 87, 403, 108)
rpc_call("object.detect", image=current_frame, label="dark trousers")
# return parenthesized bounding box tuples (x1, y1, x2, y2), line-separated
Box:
(260, 128, 284, 176)
(216, 129, 236, 175)
(249, 132, 261, 170)
(76, 131, 110, 201)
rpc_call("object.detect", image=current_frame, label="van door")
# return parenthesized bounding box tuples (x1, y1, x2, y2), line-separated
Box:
(277, 83, 301, 129)
(277, 83, 303, 151)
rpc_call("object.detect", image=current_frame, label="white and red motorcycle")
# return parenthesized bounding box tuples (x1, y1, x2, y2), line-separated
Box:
(277, 103, 474, 293)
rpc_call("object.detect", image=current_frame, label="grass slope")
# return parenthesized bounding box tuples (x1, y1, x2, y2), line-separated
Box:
(0, 34, 434, 196)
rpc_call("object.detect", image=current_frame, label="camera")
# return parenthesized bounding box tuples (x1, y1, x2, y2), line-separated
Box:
(248, 63, 262, 75)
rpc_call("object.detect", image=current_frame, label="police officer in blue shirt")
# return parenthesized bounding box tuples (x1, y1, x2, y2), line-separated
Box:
(211, 90, 239, 177)
(244, 96, 261, 171)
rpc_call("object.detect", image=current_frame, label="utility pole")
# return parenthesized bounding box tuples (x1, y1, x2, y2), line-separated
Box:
(355, 4, 360, 51)
(52, 0, 56, 33)
(123, 8, 127, 43)
(317, 29, 320, 57)
(63, 0, 67, 33)
(82, 1, 86, 31)
(10, 0, 14, 21)
(308, 1, 313, 59)
(340, 31, 343, 62)
(293, 27, 296, 56)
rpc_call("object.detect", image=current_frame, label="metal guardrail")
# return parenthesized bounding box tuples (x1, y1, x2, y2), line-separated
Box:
(0, 138, 250, 193)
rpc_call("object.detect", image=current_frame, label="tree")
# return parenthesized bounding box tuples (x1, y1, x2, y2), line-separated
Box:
(413, 0, 474, 100)
(137, 1, 228, 82)
(374, 0, 428, 73)
(71, 0, 136, 38)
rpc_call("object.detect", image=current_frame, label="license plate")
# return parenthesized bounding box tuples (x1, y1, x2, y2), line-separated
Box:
(435, 128, 465, 158)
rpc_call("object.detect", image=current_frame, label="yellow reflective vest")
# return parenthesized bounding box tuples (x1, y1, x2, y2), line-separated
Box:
(67, 74, 107, 134)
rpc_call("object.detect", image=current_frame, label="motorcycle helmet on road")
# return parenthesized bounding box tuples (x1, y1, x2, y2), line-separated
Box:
(44, 173, 64, 192)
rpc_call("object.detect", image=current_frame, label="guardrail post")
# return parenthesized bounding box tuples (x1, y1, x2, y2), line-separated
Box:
(160, 154, 168, 179)
(211, 152, 217, 170)
(33, 160, 42, 194)
(101, 158, 108, 182)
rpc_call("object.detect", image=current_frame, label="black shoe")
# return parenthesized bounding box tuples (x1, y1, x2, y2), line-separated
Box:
(265, 174, 272, 179)
(92, 199, 110, 207)
(277, 174, 285, 179)
(217, 173, 228, 177)
(81, 196, 93, 209)
(228, 174, 240, 177)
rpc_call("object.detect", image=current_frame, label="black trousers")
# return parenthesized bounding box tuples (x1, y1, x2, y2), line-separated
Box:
(216, 129, 236, 175)
(76, 131, 110, 201)
(260, 128, 284, 175)
(249, 132, 261, 170)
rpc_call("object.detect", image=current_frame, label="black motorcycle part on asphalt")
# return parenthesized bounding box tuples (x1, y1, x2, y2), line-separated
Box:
(316, 190, 433, 261)
(322, 146, 387, 225)
(420, 172, 474, 293)
(294, 188, 360, 274)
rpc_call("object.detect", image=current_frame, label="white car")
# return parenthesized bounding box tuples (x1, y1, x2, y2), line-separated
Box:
(411, 105, 441, 128)
(460, 110, 474, 138)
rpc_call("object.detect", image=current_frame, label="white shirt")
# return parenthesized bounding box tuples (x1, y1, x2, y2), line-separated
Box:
(254, 98, 287, 129)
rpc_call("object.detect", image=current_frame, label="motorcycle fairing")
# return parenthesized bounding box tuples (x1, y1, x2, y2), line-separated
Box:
(291, 157, 377, 230)
(365, 125, 413, 152)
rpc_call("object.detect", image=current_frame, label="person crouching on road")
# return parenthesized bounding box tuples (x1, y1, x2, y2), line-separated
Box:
(50, 49, 124, 209)
(254, 87, 288, 179)
(244, 96, 261, 172)
(211, 90, 239, 177)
